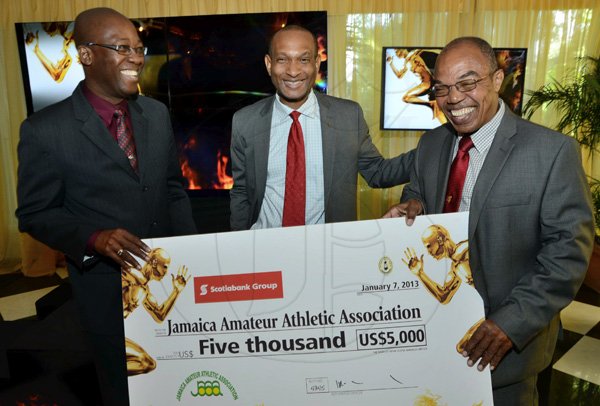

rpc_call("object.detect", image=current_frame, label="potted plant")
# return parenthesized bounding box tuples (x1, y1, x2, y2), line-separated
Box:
(524, 56, 600, 292)
(588, 179, 600, 292)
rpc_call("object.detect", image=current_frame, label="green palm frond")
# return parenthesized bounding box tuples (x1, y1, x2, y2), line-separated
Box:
(524, 56, 600, 153)
(524, 56, 600, 237)
(590, 177, 600, 243)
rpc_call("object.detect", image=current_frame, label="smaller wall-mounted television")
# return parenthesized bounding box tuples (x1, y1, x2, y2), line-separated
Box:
(381, 47, 527, 131)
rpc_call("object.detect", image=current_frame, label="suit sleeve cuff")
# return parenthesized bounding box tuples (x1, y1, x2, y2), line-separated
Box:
(86, 230, 101, 255)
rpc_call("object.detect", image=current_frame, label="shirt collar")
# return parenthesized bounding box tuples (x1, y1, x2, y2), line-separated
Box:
(82, 83, 129, 128)
(459, 99, 505, 154)
(274, 90, 318, 120)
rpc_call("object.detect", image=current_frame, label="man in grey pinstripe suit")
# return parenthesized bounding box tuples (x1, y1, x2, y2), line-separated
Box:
(386, 36, 594, 405)
(230, 25, 414, 230)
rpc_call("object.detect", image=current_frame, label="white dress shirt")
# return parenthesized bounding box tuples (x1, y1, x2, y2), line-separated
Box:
(251, 91, 325, 229)
(450, 100, 505, 211)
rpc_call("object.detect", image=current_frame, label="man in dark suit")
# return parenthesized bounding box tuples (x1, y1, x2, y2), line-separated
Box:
(230, 25, 414, 230)
(16, 7, 196, 405)
(385, 37, 594, 404)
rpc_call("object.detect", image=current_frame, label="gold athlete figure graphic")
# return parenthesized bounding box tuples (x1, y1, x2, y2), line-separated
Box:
(403, 225, 484, 355)
(414, 389, 484, 406)
(122, 248, 189, 375)
(386, 49, 446, 123)
(25, 22, 75, 83)
(402, 224, 472, 305)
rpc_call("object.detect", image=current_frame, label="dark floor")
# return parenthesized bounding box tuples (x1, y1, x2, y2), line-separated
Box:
(1, 270, 599, 405)
(0, 276, 102, 405)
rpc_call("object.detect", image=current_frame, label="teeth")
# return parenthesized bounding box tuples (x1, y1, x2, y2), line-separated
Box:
(451, 107, 475, 117)
(122, 70, 138, 77)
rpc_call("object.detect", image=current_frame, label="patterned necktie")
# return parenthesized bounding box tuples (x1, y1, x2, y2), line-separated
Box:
(443, 135, 474, 213)
(114, 107, 138, 172)
(282, 111, 306, 227)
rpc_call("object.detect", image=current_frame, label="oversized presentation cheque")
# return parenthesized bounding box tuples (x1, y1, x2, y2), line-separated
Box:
(122, 213, 493, 405)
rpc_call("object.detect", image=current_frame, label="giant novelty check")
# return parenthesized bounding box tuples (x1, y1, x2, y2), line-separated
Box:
(123, 213, 493, 405)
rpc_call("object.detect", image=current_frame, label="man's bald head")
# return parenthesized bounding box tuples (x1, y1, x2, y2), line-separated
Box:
(73, 7, 144, 104)
(435, 36, 498, 74)
(73, 7, 132, 46)
(268, 25, 318, 57)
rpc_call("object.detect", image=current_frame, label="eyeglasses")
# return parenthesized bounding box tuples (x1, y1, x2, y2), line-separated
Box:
(432, 71, 497, 97)
(84, 43, 147, 56)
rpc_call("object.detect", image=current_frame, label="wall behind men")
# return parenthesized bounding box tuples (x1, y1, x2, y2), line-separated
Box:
(0, 0, 464, 246)
(1, 0, 598, 261)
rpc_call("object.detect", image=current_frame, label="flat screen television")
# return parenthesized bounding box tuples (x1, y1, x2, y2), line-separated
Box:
(381, 47, 527, 131)
(15, 11, 328, 193)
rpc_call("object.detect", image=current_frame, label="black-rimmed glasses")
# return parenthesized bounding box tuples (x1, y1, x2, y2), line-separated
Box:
(84, 43, 147, 56)
(432, 71, 498, 97)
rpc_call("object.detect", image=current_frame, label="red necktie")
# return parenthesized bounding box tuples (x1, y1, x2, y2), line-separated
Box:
(443, 135, 474, 213)
(114, 107, 138, 172)
(282, 111, 306, 227)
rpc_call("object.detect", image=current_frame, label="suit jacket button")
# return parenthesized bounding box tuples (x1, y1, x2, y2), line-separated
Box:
(143, 186, 149, 192)
(151, 221, 158, 227)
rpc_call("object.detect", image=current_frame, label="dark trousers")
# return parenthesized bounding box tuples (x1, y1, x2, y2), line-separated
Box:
(86, 331, 130, 406)
(493, 375, 538, 406)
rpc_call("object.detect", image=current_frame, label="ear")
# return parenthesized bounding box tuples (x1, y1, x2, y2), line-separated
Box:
(264, 54, 272, 77)
(314, 53, 321, 72)
(77, 45, 92, 66)
(492, 68, 504, 92)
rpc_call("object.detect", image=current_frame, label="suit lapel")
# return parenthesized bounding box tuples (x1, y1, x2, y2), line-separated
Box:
(317, 94, 336, 207)
(469, 111, 517, 240)
(129, 99, 148, 180)
(72, 84, 140, 180)
(254, 98, 275, 204)
(435, 126, 456, 213)
(467, 110, 516, 307)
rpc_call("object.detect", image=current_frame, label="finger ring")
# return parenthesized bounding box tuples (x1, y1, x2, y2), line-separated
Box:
(117, 249, 124, 256)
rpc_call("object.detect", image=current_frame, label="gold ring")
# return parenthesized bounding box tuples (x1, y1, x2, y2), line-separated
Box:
(117, 249, 124, 256)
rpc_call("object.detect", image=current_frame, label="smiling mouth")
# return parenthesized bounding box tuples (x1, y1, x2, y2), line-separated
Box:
(450, 107, 475, 117)
(284, 79, 304, 88)
(121, 70, 139, 79)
